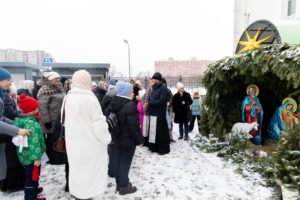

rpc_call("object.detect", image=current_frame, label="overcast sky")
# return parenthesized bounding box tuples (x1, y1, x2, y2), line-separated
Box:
(0, 0, 234, 76)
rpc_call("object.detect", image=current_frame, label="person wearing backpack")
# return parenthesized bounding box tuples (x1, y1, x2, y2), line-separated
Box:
(110, 81, 144, 195)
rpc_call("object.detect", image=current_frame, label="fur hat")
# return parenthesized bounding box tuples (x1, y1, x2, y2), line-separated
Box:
(47, 71, 60, 81)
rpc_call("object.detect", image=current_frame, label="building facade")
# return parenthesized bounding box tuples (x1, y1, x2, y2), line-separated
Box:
(154, 58, 212, 77)
(0, 62, 47, 87)
(0, 48, 53, 66)
(43, 63, 110, 82)
(234, 0, 299, 51)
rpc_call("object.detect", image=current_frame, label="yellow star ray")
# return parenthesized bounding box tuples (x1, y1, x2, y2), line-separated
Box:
(238, 29, 272, 54)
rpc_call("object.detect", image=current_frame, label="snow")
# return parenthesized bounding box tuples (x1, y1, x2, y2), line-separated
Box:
(0, 123, 274, 200)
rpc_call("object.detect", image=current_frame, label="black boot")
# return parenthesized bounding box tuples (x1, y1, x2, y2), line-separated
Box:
(0, 179, 7, 192)
(117, 182, 132, 192)
(119, 184, 137, 195)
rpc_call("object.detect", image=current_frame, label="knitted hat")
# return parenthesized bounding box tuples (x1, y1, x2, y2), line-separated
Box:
(0, 68, 12, 81)
(18, 94, 39, 114)
(151, 72, 162, 81)
(108, 79, 118, 86)
(177, 82, 184, 89)
(72, 70, 92, 90)
(47, 71, 60, 80)
(116, 81, 132, 97)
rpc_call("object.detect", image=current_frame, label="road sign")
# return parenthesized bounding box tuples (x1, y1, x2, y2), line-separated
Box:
(43, 58, 54, 63)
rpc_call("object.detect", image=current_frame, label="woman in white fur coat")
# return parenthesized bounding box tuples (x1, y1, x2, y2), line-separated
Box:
(63, 70, 111, 200)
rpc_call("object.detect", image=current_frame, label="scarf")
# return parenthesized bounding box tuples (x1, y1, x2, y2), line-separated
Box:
(37, 83, 63, 98)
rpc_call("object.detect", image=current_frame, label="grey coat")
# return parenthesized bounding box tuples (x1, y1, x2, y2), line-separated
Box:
(0, 96, 19, 180)
(38, 92, 65, 134)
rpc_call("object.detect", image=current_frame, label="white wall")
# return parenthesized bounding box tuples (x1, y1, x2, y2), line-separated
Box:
(233, 0, 298, 52)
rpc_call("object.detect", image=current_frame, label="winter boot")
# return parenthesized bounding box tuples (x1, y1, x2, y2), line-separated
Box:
(178, 136, 183, 139)
(119, 184, 137, 195)
(117, 182, 132, 191)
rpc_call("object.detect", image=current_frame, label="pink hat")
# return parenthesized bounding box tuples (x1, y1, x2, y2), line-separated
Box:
(72, 70, 92, 91)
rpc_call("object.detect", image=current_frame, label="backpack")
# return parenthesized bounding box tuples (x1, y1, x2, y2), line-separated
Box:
(106, 108, 119, 140)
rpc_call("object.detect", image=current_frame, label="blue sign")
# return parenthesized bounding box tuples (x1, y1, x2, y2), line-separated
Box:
(43, 58, 54, 63)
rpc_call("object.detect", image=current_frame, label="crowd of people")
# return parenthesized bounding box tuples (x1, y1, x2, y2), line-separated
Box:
(0, 67, 203, 200)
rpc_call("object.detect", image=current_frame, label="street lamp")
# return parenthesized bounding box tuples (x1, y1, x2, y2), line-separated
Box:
(123, 39, 131, 78)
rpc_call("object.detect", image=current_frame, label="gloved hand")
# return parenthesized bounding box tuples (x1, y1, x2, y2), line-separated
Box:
(45, 122, 52, 130)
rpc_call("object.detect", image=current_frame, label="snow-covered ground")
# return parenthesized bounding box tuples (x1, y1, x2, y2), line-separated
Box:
(0, 123, 274, 200)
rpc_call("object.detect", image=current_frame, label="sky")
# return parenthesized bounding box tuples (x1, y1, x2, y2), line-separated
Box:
(0, 0, 234, 76)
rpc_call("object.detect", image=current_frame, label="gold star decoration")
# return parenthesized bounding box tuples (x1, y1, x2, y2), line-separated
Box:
(238, 29, 272, 54)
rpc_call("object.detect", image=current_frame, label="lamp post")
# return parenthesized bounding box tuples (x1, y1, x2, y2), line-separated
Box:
(123, 39, 131, 78)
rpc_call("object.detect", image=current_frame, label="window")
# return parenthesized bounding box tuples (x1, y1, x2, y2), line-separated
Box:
(288, 0, 296, 16)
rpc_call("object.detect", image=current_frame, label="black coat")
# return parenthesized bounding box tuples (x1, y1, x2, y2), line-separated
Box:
(3, 93, 20, 120)
(32, 85, 41, 100)
(147, 82, 168, 117)
(94, 87, 106, 105)
(110, 96, 144, 147)
(51, 113, 68, 165)
(101, 94, 112, 117)
(173, 91, 193, 123)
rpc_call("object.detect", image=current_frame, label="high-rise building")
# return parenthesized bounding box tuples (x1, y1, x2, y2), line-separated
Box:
(154, 57, 212, 77)
(0, 48, 54, 66)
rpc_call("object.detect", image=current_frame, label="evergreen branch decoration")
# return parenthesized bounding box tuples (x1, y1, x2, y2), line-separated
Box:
(201, 43, 300, 138)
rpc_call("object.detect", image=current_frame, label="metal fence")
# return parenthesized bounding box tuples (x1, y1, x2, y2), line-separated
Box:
(110, 76, 203, 89)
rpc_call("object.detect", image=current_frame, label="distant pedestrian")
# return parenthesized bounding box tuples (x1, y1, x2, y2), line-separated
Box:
(110, 81, 144, 195)
(64, 70, 111, 199)
(32, 79, 43, 100)
(14, 94, 46, 200)
(94, 81, 107, 105)
(189, 89, 201, 132)
(37, 71, 65, 164)
(0, 68, 31, 190)
(162, 78, 175, 142)
(101, 83, 117, 178)
(173, 82, 193, 140)
(1, 84, 24, 191)
(144, 72, 170, 155)
(17, 80, 34, 97)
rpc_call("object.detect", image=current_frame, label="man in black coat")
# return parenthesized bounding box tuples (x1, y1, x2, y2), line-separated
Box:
(144, 72, 170, 155)
(173, 82, 193, 140)
(110, 81, 144, 195)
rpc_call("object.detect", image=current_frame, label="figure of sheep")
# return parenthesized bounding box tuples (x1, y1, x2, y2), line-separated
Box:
(228, 122, 259, 141)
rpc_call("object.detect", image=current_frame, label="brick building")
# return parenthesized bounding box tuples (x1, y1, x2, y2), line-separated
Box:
(154, 57, 212, 77)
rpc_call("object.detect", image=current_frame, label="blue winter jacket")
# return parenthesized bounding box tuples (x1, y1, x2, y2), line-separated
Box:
(191, 97, 201, 116)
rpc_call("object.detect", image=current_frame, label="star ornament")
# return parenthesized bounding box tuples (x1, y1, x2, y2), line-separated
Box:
(238, 30, 272, 54)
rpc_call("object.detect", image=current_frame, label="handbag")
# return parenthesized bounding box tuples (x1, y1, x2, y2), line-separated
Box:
(52, 96, 67, 153)
(52, 129, 66, 153)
